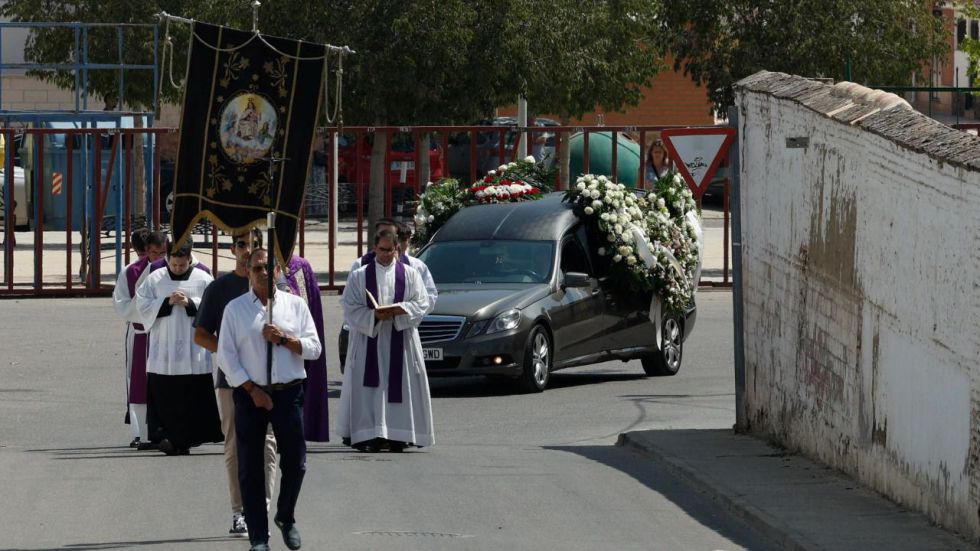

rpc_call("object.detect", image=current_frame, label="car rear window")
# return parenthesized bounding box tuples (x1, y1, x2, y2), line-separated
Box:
(419, 240, 554, 284)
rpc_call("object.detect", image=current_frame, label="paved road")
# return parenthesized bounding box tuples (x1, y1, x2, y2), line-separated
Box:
(0, 290, 778, 550)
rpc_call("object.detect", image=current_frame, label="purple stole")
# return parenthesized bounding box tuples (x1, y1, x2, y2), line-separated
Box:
(364, 260, 406, 403)
(125, 257, 151, 405)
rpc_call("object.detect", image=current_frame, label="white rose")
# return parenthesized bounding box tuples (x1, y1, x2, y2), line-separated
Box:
(591, 189, 601, 199)
(415, 214, 426, 225)
(604, 195, 613, 204)
(626, 256, 637, 265)
(598, 175, 608, 183)
(618, 245, 629, 255)
(428, 215, 435, 222)
(584, 206, 594, 215)
(577, 182, 586, 191)
(600, 213, 609, 221)
(613, 254, 623, 262)
(488, 169, 497, 176)
(618, 183, 626, 191)
(425, 181, 434, 188)
(598, 247, 606, 256)
(592, 200, 602, 209)
(607, 234, 616, 242)
(615, 224, 623, 234)
(498, 164, 508, 172)
(524, 155, 536, 163)
(657, 198, 666, 208)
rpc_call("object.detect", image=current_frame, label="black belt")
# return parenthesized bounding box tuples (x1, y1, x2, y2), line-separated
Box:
(267, 379, 303, 391)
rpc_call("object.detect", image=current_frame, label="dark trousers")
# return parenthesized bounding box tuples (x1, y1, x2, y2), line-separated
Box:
(234, 384, 306, 545)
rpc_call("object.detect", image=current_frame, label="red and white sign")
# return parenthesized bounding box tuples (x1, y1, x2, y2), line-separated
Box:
(661, 128, 735, 200)
(51, 171, 63, 195)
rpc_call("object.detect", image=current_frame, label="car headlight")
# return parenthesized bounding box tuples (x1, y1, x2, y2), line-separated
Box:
(485, 309, 521, 335)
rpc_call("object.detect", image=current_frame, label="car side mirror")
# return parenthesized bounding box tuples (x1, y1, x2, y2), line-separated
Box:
(562, 271, 591, 289)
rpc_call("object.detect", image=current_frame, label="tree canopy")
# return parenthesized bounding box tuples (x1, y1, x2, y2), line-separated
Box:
(0, 0, 666, 124)
(658, 0, 949, 114)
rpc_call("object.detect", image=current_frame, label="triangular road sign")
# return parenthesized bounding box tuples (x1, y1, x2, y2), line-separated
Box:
(661, 127, 735, 200)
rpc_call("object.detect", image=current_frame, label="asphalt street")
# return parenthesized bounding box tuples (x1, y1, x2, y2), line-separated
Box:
(0, 290, 782, 550)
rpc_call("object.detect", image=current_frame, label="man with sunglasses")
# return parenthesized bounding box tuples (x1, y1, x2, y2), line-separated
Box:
(218, 247, 321, 551)
(194, 229, 278, 537)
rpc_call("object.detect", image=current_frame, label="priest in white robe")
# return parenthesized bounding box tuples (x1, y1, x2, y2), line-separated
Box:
(338, 230, 434, 452)
(136, 240, 222, 455)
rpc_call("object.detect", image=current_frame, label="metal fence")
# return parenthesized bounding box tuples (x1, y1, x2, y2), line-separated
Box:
(0, 123, 734, 297)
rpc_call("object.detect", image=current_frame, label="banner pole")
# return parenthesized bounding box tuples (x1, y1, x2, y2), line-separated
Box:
(267, 209, 275, 391)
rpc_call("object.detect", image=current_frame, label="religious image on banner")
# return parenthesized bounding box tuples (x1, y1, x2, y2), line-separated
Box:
(171, 21, 327, 265)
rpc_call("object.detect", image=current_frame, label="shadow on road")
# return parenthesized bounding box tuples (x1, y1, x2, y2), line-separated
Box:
(2, 535, 241, 550)
(427, 371, 648, 398)
(544, 442, 780, 551)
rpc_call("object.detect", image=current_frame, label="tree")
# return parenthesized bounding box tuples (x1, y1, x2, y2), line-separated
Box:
(1, 0, 668, 228)
(658, 0, 949, 115)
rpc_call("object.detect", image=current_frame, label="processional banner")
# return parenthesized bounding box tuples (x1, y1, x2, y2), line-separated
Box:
(171, 21, 325, 265)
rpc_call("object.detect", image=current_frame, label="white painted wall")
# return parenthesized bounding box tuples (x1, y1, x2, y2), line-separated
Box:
(736, 72, 980, 539)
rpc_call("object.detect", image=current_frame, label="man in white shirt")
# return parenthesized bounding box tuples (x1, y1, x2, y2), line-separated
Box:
(218, 248, 321, 551)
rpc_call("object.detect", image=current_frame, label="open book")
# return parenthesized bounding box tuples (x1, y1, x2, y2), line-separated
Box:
(366, 290, 407, 316)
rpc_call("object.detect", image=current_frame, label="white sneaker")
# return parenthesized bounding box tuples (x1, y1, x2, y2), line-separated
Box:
(229, 513, 248, 536)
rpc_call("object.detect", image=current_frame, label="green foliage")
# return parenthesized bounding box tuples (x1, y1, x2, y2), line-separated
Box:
(659, 0, 949, 115)
(0, 1, 666, 123)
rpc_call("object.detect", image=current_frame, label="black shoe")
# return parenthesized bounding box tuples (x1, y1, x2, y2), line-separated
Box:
(249, 543, 270, 551)
(387, 440, 407, 453)
(158, 439, 179, 456)
(352, 438, 381, 453)
(274, 518, 302, 550)
(341, 436, 351, 446)
(129, 437, 141, 448)
(179, 448, 190, 455)
(136, 441, 158, 451)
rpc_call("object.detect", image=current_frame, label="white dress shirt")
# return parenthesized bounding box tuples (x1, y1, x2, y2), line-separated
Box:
(217, 288, 322, 387)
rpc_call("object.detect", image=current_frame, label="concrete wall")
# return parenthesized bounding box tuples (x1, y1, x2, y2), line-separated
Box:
(735, 71, 980, 538)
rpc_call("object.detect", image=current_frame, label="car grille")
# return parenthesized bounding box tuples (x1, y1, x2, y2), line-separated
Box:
(418, 315, 465, 344)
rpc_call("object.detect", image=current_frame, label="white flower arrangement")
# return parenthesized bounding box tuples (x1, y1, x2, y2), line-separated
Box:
(563, 171, 702, 315)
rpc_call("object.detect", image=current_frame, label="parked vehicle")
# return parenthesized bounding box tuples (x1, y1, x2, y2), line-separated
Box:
(339, 193, 697, 392)
(0, 134, 28, 231)
(447, 117, 559, 181)
(0, 165, 27, 231)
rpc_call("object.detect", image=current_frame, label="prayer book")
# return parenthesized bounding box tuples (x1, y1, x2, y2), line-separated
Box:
(366, 290, 406, 315)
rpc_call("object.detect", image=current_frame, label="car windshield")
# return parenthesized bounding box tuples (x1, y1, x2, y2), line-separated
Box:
(419, 240, 554, 284)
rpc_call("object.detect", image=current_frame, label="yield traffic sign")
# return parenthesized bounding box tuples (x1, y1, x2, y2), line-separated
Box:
(661, 128, 735, 200)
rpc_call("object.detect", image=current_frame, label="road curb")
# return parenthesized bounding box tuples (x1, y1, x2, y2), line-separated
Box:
(616, 432, 816, 551)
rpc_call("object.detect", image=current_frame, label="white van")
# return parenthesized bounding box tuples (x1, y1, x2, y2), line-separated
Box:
(0, 134, 28, 231)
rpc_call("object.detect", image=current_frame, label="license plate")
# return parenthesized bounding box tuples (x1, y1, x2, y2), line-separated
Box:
(390, 161, 415, 170)
(423, 348, 443, 361)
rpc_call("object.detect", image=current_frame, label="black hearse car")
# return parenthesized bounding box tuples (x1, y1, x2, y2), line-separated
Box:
(340, 192, 697, 392)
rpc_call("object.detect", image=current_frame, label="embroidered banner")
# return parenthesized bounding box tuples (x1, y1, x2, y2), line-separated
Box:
(171, 21, 325, 265)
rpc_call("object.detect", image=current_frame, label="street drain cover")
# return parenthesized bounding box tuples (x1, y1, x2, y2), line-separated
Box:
(354, 531, 474, 538)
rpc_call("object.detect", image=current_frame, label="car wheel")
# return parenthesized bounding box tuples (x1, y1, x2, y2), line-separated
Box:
(642, 313, 682, 377)
(518, 325, 551, 392)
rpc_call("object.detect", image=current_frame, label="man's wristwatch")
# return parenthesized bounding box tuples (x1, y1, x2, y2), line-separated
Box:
(278, 335, 288, 346)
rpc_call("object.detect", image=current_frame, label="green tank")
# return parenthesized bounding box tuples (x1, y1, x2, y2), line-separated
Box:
(568, 131, 641, 188)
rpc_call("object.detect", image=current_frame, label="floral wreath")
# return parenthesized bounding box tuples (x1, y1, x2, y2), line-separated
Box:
(563, 171, 701, 316)
(412, 156, 549, 248)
